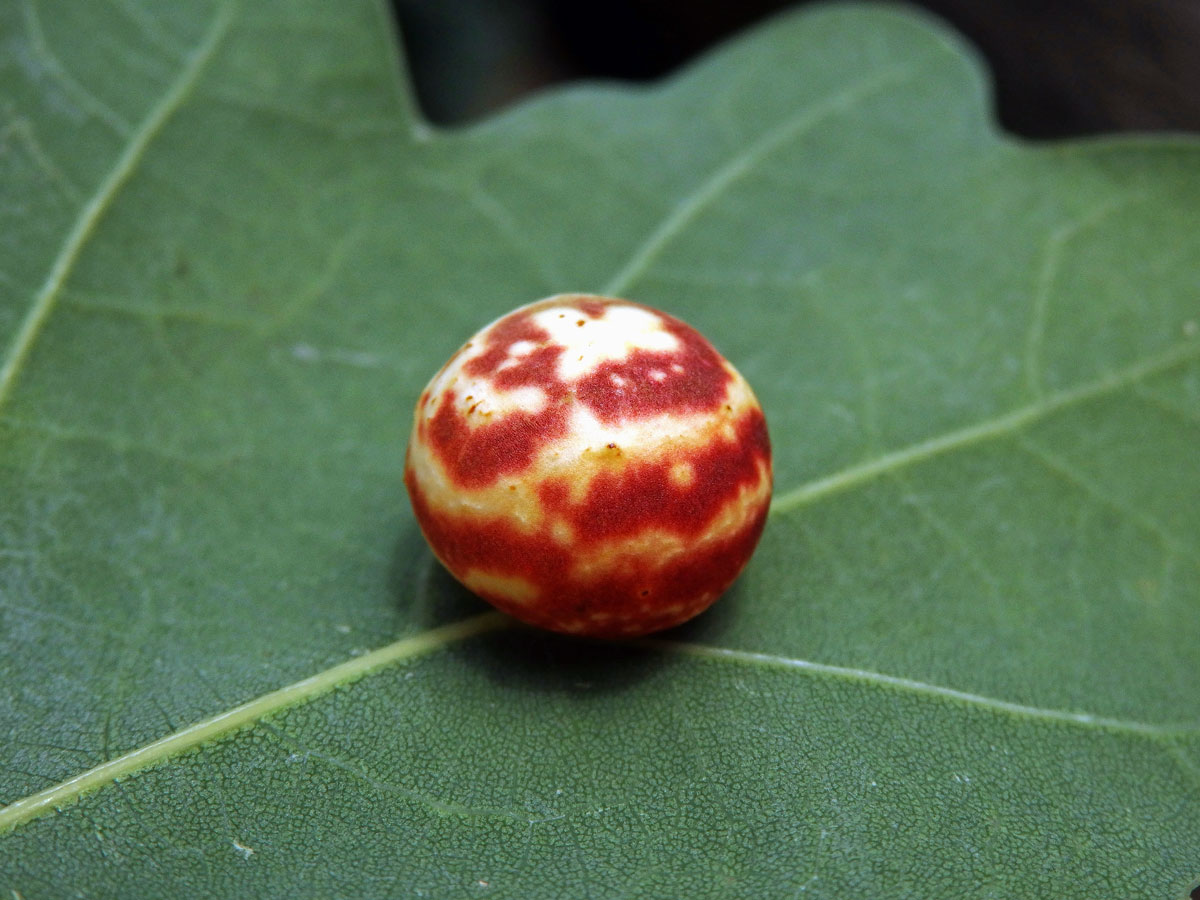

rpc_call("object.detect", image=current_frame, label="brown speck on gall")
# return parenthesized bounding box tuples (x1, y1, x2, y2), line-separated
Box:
(403, 293, 772, 638)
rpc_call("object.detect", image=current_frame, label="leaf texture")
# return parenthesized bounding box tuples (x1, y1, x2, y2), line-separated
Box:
(1, 2, 1198, 897)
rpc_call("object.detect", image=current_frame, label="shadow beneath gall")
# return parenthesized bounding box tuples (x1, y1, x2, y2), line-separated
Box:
(460, 623, 672, 697)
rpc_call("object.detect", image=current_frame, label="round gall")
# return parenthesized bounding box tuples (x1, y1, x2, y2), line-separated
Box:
(404, 294, 772, 637)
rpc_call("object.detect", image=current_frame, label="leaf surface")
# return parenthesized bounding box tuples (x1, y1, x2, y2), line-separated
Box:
(1, 2, 1198, 897)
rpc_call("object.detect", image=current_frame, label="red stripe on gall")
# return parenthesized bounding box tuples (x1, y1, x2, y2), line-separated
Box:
(404, 294, 772, 637)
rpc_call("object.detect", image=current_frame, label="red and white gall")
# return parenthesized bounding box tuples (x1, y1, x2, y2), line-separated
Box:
(404, 294, 772, 637)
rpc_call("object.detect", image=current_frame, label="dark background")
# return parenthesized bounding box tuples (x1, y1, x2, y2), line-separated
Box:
(392, 0, 1200, 137)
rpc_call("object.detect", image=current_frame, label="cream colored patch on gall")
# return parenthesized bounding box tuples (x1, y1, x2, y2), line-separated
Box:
(550, 519, 575, 545)
(406, 437, 548, 531)
(567, 529, 690, 581)
(494, 338, 539, 373)
(530, 302, 679, 381)
(557, 365, 750, 453)
(462, 570, 539, 605)
(423, 371, 548, 420)
(669, 462, 696, 488)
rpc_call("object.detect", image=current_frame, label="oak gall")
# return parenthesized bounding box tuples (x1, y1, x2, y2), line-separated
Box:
(404, 294, 771, 637)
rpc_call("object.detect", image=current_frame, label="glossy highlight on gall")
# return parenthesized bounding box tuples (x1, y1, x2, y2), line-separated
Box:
(404, 294, 772, 637)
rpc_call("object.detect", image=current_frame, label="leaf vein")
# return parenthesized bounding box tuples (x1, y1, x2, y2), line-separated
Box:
(638, 639, 1200, 737)
(0, 2, 236, 417)
(0, 416, 251, 471)
(108, 0, 190, 61)
(20, 0, 133, 135)
(60, 290, 263, 333)
(262, 724, 542, 824)
(1016, 434, 1191, 556)
(198, 85, 401, 137)
(891, 469, 1006, 600)
(0, 612, 509, 836)
(770, 340, 1200, 516)
(0, 113, 84, 202)
(601, 64, 917, 297)
(1023, 192, 1147, 399)
(1163, 740, 1200, 796)
(1133, 382, 1200, 430)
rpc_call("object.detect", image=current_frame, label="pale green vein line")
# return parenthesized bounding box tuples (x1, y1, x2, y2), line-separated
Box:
(1134, 382, 1200, 429)
(770, 339, 1200, 516)
(601, 64, 915, 298)
(1164, 740, 1200, 795)
(60, 290, 263, 332)
(262, 723, 545, 824)
(109, 0, 189, 61)
(0, 612, 510, 836)
(1016, 433, 1188, 555)
(0, 116, 84, 202)
(0, 2, 235, 418)
(463, 183, 564, 290)
(1023, 192, 1146, 399)
(197, 86, 399, 138)
(891, 468, 1004, 601)
(643, 639, 1200, 738)
(0, 415, 251, 470)
(21, 0, 132, 135)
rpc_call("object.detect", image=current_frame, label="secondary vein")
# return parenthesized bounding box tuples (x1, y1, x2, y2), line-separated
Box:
(639, 639, 1200, 738)
(0, 612, 510, 835)
(0, 2, 235, 417)
(770, 339, 1200, 516)
(601, 64, 915, 298)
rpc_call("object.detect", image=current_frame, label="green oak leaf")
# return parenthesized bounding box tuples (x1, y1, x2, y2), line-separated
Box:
(2, 2, 1198, 897)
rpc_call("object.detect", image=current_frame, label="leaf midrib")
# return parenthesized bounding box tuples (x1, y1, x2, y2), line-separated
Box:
(0, 613, 509, 835)
(0, 1, 235, 417)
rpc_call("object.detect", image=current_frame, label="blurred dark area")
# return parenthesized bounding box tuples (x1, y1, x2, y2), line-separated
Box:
(391, 0, 1200, 137)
